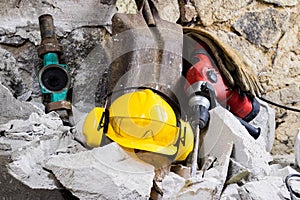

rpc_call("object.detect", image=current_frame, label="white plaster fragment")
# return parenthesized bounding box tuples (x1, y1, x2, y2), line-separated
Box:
(45, 143, 155, 200)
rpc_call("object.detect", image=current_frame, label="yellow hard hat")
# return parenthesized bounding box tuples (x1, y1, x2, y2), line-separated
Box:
(82, 89, 194, 161)
(108, 89, 178, 154)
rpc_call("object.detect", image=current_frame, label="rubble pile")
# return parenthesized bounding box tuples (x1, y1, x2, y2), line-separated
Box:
(1, 82, 300, 199)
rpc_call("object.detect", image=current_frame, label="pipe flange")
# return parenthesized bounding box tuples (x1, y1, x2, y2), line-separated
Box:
(37, 43, 63, 58)
(46, 100, 72, 113)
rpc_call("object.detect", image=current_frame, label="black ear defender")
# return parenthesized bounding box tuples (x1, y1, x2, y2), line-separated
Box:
(97, 100, 110, 134)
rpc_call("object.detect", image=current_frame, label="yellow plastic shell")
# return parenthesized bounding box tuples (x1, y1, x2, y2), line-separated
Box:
(107, 89, 178, 153)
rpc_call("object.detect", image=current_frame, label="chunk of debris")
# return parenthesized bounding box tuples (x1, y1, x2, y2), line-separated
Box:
(0, 112, 65, 142)
(171, 164, 192, 179)
(272, 166, 300, 180)
(0, 111, 71, 155)
(176, 142, 233, 200)
(199, 106, 272, 179)
(239, 176, 290, 200)
(0, 83, 42, 125)
(160, 172, 186, 199)
(8, 134, 84, 189)
(289, 178, 300, 197)
(45, 143, 155, 200)
(250, 99, 276, 152)
(226, 158, 250, 185)
(220, 184, 241, 200)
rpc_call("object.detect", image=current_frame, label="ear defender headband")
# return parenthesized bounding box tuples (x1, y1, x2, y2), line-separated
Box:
(97, 86, 184, 134)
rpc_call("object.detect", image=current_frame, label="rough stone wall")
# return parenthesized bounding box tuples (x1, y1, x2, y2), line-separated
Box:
(0, 0, 299, 154)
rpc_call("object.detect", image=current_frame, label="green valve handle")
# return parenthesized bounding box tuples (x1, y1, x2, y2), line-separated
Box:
(37, 14, 71, 104)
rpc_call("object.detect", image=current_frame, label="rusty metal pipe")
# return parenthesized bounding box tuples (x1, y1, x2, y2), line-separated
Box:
(39, 14, 56, 39)
(37, 14, 62, 57)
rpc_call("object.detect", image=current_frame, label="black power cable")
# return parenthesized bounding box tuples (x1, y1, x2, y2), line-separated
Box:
(259, 97, 300, 113)
(285, 174, 300, 200)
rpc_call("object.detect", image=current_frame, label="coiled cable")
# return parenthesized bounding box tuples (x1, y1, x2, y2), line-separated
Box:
(285, 173, 300, 200)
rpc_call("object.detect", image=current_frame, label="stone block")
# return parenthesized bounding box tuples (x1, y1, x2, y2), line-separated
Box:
(232, 8, 289, 48)
(8, 134, 84, 189)
(220, 184, 242, 200)
(199, 106, 272, 179)
(193, 0, 252, 26)
(152, 0, 180, 23)
(226, 158, 250, 185)
(240, 176, 290, 200)
(160, 172, 186, 199)
(0, 83, 42, 125)
(45, 143, 155, 200)
(250, 98, 276, 152)
(176, 176, 221, 200)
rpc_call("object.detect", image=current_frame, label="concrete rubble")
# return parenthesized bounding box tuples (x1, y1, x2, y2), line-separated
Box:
(199, 106, 273, 179)
(290, 178, 300, 196)
(220, 184, 241, 200)
(175, 142, 233, 200)
(0, 0, 300, 199)
(8, 134, 85, 189)
(0, 88, 85, 189)
(150, 106, 294, 200)
(0, 83, 42, 125)
(0, 0, 298, 156)
(0, 88, 299, 199)
(240, 178, 286, 200)
(226, 158, 250, 185)
(45, 143, 155, 200)
(250, 99, 276, 152)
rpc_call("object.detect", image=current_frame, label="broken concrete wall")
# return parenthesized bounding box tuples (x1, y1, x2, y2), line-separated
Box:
(0, 0, 115, 105)
(0, 0, 116, 44)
